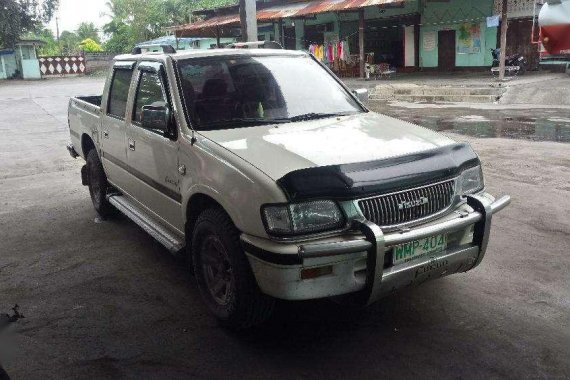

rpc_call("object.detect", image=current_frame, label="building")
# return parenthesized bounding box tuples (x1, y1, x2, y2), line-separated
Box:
(0, 40, 43, 80)
(494, 0, 542, 70)
(171, 0, 502, 75)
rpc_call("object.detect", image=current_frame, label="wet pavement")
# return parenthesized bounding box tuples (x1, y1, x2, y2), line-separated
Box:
(370, 102, 570, 143)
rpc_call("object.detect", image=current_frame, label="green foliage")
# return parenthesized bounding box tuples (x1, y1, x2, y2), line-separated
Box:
(76, 22, 100, 43)
(29, 22, 101, 56)
(102, 0, 237, 54)
(0, 0, 59, 48)
(60, 31, 80, 55)
(24, 28, 58, 56)
(78, 38, 103, 52)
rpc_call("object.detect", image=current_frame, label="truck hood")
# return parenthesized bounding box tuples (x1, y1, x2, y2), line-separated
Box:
(201, 112, 455, 181)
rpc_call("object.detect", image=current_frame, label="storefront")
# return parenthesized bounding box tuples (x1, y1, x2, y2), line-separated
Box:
(419, 0, 497, 70)
(269, 1, 421, 74)
(171, 0, 499, 76)
(494, 0, 542, 70)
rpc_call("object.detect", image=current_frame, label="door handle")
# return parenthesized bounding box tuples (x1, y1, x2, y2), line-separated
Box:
(128, 140, 135, 151)
(103, 131, 109, 139)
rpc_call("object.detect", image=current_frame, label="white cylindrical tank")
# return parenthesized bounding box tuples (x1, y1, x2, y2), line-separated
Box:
(539, 0, 570, 55)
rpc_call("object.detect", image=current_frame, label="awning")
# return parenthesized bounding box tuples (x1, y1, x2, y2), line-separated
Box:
(172, 0, 404, 36)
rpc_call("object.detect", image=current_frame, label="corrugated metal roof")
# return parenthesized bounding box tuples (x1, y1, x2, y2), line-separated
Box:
(296, 0, 403, 17)
(172, 0, 403, 33)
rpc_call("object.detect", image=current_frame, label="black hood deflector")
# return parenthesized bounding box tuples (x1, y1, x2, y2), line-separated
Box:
(277, 143, 480, 201)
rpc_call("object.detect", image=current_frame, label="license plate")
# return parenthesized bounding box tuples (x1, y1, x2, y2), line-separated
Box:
(393, 234, 447, 265)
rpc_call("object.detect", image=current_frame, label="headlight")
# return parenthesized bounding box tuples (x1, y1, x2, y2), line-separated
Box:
(262, 200, 345, 236)
(459, 165, 484, 195)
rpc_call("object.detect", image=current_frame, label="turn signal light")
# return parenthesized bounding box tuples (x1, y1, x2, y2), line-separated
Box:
(301, 266, 333, 280)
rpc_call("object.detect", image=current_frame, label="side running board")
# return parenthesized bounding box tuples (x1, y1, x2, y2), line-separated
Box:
(107, 195, 185, 254)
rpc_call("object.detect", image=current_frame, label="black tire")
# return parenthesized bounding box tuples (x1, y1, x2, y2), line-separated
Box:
(191, 208, 274, 329)
(0, 364, 10, 380)
(86, 149, 117, 219)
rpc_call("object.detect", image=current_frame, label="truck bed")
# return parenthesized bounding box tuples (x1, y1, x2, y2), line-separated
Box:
(76, 95, 102, 107)
(68, 95, 103, 160)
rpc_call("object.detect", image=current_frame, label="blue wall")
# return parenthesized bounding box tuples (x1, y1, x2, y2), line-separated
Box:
(419, 0, 497, 67)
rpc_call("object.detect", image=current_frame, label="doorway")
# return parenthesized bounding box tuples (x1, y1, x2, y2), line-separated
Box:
(283, 26, 296, 50)
(438, 30, 456, 71)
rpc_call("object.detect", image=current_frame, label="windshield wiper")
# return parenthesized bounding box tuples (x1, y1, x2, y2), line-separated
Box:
(200, 118, 287, 129)
(286, 112, 352, 123)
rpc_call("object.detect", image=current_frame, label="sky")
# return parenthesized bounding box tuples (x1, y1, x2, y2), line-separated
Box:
(47, 0, 111, 38)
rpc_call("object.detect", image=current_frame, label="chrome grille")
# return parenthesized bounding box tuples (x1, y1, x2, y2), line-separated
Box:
(358, 180, 456, 227)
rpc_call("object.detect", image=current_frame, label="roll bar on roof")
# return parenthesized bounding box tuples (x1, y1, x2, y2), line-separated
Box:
(226, 41, 283, 49)
(131, 45, 177, 55)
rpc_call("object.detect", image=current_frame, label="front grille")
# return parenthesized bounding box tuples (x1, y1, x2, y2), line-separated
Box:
(358, 180, 456, 227)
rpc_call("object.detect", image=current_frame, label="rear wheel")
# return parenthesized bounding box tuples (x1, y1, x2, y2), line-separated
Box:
(86, 149, 117, 218)
(192, 208, 274, 329)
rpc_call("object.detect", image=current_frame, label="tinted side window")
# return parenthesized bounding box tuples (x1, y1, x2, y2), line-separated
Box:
(107, 69, 133, 119)
(133, 71, 167, 124)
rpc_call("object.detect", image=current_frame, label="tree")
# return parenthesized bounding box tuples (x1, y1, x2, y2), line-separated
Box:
(76, 22, 100, 43)
(59, 30, 80, 55)
(78, 38, 103, 52)
(102, 0, 237, 53)
(24, 28, 59, 55)
(0, 0, 59, 48)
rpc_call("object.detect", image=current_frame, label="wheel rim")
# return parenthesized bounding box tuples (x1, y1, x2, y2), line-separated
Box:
(201, 235, 234, 306)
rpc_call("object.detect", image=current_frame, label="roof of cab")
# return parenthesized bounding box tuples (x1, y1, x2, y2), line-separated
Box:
(114, 48, 308, 62)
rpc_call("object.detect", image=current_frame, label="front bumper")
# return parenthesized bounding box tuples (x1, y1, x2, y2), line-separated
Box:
(242, 193, 511, 304)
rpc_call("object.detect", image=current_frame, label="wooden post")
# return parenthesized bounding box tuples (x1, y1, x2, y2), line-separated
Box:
(499, 0, 509, 80)
(216, 25, 221, 48)
(279, 19, 284, 46)
(359, 9, 365, 79)
(240, 0, 258, 42)
(414, 22, 420, 68)
(55, 15, 62, 55)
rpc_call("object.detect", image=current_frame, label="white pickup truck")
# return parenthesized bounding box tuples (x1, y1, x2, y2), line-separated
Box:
(67, 45, 510, 328)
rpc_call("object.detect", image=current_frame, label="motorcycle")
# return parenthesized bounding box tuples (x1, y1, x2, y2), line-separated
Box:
(490, 48, 528, 76)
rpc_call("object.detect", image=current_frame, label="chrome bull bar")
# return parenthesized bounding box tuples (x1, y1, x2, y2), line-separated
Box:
(358, 194, 511, 305)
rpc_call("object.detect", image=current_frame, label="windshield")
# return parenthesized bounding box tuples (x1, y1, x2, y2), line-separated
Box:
(176, 55, 363, 130)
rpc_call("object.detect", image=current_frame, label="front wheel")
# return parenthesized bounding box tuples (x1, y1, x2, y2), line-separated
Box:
(191, 208, 275, 329)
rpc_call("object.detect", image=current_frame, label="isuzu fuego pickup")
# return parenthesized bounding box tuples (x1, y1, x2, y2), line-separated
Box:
(66, 44, 511, 328)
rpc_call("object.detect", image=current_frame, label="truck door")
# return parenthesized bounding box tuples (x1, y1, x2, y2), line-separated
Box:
(100, 61, 136, 190)
(124, 61, 183, 232)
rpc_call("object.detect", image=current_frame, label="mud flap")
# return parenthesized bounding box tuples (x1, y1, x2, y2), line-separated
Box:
(81, 165, 89, 186)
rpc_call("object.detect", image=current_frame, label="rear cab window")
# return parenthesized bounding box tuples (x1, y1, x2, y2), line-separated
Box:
(107, 65, 134, 119)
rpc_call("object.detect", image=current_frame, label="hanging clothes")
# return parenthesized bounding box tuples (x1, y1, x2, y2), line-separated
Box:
(343, 41, 351, 61)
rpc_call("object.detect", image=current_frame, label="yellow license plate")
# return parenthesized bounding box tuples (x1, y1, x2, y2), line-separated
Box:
(393, 234, 447, 265)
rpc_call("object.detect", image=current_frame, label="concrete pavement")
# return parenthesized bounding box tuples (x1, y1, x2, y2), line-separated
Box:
(0, 77, 569, 379)
(345, 72, 570, 106)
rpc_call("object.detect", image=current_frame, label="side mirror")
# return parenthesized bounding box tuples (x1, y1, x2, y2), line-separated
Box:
(141, 104, 173, 138)
(352, 88, 369, 105)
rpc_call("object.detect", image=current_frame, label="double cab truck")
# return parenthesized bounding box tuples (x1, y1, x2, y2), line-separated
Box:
(67, 45, 510, 328)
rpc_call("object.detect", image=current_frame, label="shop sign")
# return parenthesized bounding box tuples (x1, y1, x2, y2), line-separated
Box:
(457, 23, 481, 54)
(423, 32, 436, 51)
